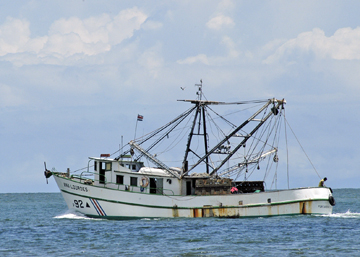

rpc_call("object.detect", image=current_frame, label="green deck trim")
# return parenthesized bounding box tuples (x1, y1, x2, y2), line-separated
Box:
(84, 212, 328, 220)
(60, 188, 329, 211)
(54, 173, 331, 198)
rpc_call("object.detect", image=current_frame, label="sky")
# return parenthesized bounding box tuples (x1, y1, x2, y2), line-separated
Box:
(1, 0, 360, 193)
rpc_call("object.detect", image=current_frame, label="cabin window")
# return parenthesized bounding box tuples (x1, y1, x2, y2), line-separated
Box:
(120, 164, 124, 167)
(130, 177, 138, 186)
(132, 164, 136, 170)
(150, 178, 156, 194)
(186, 181, 192, 195)
(99, 162, 105, 184)
(105, 162, 112, 171)
(116, 175, 124, 184)
(94, 161, 97, 171)
(150, 178, 163, 194)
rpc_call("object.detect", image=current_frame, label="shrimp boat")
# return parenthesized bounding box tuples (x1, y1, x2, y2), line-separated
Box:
(45, 83, 335, 219)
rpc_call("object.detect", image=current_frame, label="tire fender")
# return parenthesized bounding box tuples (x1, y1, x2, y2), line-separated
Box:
(329, 195, 336, 206)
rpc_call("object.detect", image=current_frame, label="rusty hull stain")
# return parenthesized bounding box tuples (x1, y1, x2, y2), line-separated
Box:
(203, 207, 214, 217)
(172, 207, 179, 217)
(189, 200, 315, 218)
(192, 208, 202, 218)
(267, 204, 272, 216)
(307, 201, 313, 213)
(300, 202, 305, 214)
(191, 206, 240, 218)
(299, 201, 313, 214)
(217, 207, 239, 218)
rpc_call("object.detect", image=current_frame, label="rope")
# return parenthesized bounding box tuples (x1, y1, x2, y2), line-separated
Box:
(284, 117, 322, 179)
(284, 109, 290, 189)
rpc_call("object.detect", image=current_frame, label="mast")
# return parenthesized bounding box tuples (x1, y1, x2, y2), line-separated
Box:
(181, 101, 210, 175)
(181, 103, 200, 176)
(201, 105, 210, 174)
(181, 98, 285, 178)
(125, 79, 285, 181)
(181, 80, 211, 175)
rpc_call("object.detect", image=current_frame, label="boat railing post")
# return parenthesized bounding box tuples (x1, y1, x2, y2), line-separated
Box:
(87, 159, 92, 173)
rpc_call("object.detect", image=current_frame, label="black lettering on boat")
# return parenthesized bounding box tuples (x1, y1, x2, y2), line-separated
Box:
(74, 200, 84, 208)
(63, 183, 88, 192)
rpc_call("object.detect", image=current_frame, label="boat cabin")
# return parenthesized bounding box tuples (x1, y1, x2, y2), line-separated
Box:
(83, 155, 264, 196)
(90, 156, 184, 195)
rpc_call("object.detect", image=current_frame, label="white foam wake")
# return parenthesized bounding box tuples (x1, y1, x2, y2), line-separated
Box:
(54, 210, 98, 220)
(320, 209, 360, 218)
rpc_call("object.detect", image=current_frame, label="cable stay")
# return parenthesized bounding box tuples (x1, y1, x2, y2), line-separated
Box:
(129, 141, 181, 179)
(116, 81, 288, 186)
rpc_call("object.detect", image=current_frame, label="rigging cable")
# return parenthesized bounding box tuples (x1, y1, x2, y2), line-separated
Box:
(244, 114, 280, 182)
(284, 108, 290, 189)
(262, 111, 283, 188)
(273, 110, 283, 189)
(154, 111, 195, 156)
(134, 106, 196, 161)
(284, 117, 322, 179)
(243, 110, 277, 180)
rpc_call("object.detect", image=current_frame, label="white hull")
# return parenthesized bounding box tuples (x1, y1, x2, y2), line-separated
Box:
(54, 174, 334, 219)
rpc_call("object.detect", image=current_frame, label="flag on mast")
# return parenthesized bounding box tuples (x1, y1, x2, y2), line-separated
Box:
(137, 114, 143, 121)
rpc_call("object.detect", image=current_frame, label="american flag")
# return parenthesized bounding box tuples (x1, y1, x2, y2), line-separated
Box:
(137, 114, 143, 121)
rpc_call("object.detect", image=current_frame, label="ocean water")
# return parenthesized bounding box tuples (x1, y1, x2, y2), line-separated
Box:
(0, 189, 359, 256)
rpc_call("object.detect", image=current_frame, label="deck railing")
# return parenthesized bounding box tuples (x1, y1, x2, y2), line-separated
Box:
(67, 171, 174, 196)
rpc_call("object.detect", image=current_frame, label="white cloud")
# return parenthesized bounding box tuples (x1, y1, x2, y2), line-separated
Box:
(0, 7, 148, 66)
(206, 15, 235, 30)
(177, 54, 210, 65)
(138, 44, 164, 78)
(264, 27, 360, 64)
(141, 20, 163, 30)
(0, 17, 47, 56)
(220, 36, 239, 58)
(107, 8, 147, 45)
(177, 36, 239, 65)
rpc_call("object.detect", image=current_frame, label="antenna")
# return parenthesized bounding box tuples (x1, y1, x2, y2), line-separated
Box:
(120, 135, 123, 160)
(195, 79, 203, 100)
